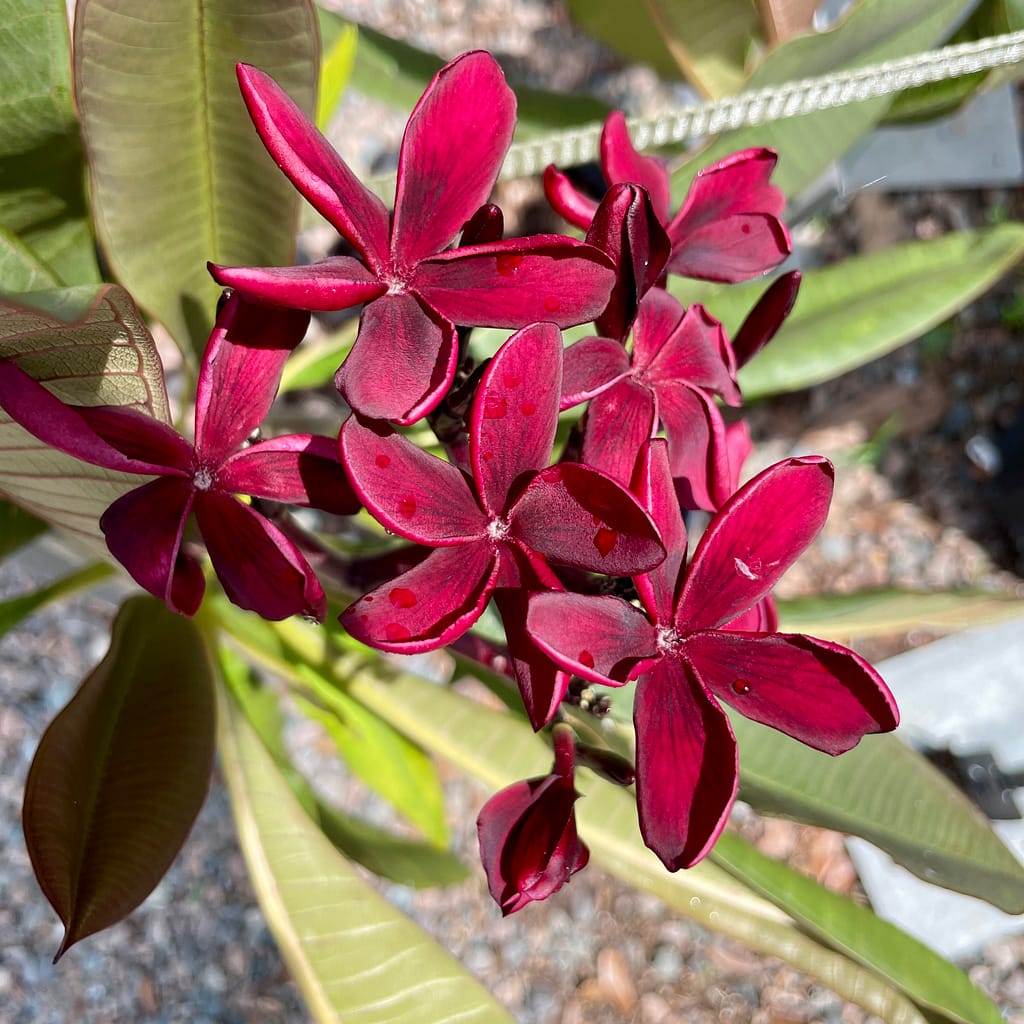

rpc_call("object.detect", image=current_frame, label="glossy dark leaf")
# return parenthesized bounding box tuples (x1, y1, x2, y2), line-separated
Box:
(23, 596, 215, 959)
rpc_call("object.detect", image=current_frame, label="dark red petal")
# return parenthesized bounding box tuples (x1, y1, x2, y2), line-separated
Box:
(643, 301, 740, 406)
(414, 237, 615, 328)
(99, 477, 203, 616)
(560, 336, 630, 409)
(634, 658, 737, 870)
(341, 540, 498, 653)
(470, 322, 561, 516)
(631, 287, 685, 373)
(461, 204, 504, 247)
(731, 270, 801, 368)
(335, 293, 457, 425)
(392, 52, 515, 269)
(235, 63, 390, 268)
(685, 631, 899, 753)
(600, 111, 672, 223)
(219, 435, 359, 515)
(667, 214, 792, 283)
(340, 415, 488, 544)
(195, 491, 325, 622)
(208, 257, 386, 313)
(670, 147, 785, 230)
(631, 439, 686, 625)
(542, 164, 599, 231)
(677, 457, 834, 630)
(722, 419, 754, 496)
(512, 462, 665, 576)
(724, 595, 778, 633)
(76, 406, 192, 470)
(657, 384, 732, 512)
(194, 293, 311, 460)
(586, 183, 671, 340)
(526, 591, 656, 686)
(579, 378, 655, 486)
(0, 361, 181, 476)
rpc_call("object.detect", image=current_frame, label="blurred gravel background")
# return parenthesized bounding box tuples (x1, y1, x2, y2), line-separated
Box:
(4, 1, 1024, 1021)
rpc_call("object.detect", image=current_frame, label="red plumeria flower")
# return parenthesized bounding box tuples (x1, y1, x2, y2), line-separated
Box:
(0, 294, 356, 620)
(339, 321, 665, 728)
(562, 288, 741, 507)
(545, 111, 791, 284)
(477, 724, 589, 915)
(527, 440, 898, 870)
(210, 52, 615, 424)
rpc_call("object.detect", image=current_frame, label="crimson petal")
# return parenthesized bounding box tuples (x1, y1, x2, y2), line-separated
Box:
(579, 378, 655, 486)
(634, 657, 737, 869)
(600, 111, 672, 223)
(336, 292, 458, 424)
(219, 435, 358, 515)
(560, 336, 630, 409)
(657, 384, 731, 512)
(208, 257, 386, 313)
(731, 270, 801, 369)
(341, 541, 498, 653)
(667, 214, 792, 283)
(470, 322, 561, 515)
(677, 457, 834, 630)
(685, 631, 899, 754)
(235, 63, 390, 268)
(195, 491, 325, 621)
(526, 591, 656, 686)
(99, 477, 202, 616)
(392, 51, 516, 269)
(76, 406, 191, 470)
(341, 416, 488, 543)
(512, 462, 664, 576)
(415, 237, 615, 328)
(543, 164, 599, 231)
(194, 293, 311, 459)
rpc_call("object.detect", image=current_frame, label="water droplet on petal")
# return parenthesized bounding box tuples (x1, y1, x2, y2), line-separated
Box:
(364, 596, 374, 603)
(543, 296, 561, 313)
(375, 453, 391, 469)
(594, 527, 618, 557)
(482, 450, 494, 462)
(389, 587, 417, 609)
(496, 253, 524, 277)
(741, 223, 751, 235)
(385, 622, 411, 642)
(502, 372, 521, 388)
(520, 401, 537, 416)
(397, 495, 417, 518)
(484, 396, 508, 419)
(579, 650, 595, 669)
(731, 679, 751, 695)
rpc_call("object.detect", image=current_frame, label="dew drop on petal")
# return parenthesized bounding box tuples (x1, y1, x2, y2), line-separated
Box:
(579, 650, 595, 669)
(364, 596, 374, 603)
(389, 587, 417, 609)
(375, 453, 391, 469)
(482, 450, 494, 462)
(594, 527, 618, 557)
(502, 372, 521, 389)
(484, 396, 508, 419)
(543, 296, 561, 313)
(385, 622, 411, 642)
(520, 401, 537, 416)
(741, 223, 751, 235)
(397, 495, 417, 518)
(731, 679, 751, 695)
(496, 253, 524, 277)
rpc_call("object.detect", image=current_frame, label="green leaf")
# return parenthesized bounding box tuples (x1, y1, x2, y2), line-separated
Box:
(0, 0, 99, 285)
(0, 561, 114, 641)
(0, 226, 60, 292)
(673, 0, 970, 199)
(22, 596, 216, 959)
(0, 284, 170, 549)
(0, 498, 47, 558)
(727, 224, 1024, 400)
(733, 719, 1024, 913)
(216, 641, 467, 888)
(712, 832, 1005, 1024)
(776, 590, 1024, 641)
(316, 11, 357, 130)
(216, 680, 513, 1024)
(74, 0, 319, 361)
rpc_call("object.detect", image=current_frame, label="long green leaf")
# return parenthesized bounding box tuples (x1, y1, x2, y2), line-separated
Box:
(715, 224, 1024, 400)
(0, 0, 98, 285)
(673, 0, 969, 199)
(776, 590, 1024, 641)
(712, 833, 1005, 1024)
(217, 681, 513, 1024)
(0, 498, 47, 558)
(0, 562, 114, 642)
(23, 596, 215, 959)
(0, 285, 170, 549)
(74, 0, 318, 361)
(0, 226, 60, 292)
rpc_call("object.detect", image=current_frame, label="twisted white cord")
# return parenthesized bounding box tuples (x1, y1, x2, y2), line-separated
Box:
(499, 30, 1024, 179)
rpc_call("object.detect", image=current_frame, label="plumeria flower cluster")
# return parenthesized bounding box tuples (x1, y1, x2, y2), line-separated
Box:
(0, 50, 897, 913)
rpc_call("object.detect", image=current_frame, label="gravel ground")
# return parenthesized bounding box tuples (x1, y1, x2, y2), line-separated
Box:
(4, 2, 1024, 1021)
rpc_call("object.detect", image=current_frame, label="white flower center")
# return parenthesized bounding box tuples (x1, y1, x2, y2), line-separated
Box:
(193, 466, 215, 491)
(487, 517, 510, 543)
(656, 625, 682, 654)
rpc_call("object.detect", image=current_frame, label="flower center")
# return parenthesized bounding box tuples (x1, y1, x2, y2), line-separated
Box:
(193, 465, 215, 491)
(656, 625, 683, 655)
(487, 517, 510, 543)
